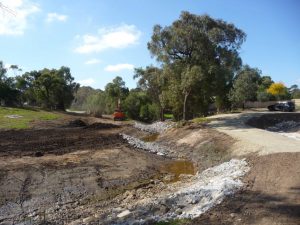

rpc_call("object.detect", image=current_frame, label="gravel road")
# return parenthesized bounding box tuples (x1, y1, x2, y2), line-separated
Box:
(196, 111, 300, 225)
(208, 111, 300, 155)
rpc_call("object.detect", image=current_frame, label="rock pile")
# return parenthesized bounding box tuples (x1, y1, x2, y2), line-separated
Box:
(102, 159, 250, 224)
(267, 120, 300, 132)
(121, 134, 168, 156)
(134, 121, 174, 134)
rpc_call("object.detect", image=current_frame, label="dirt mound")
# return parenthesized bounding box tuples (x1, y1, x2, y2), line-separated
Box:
(85, 122, 120, 129)
(246, 113, 300, 129)
(190, 152, 300, 225)
(67, 119, 87, 127)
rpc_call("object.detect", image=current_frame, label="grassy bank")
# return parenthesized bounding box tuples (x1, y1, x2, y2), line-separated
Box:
(0, 107, 60, 129)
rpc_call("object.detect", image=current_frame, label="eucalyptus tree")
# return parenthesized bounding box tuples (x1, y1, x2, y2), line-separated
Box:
(148, 11, 246, 119)
(134, 66, 167, 120)
(105, 76, 129, 111)
(229, 65, 261, 108)
(0, 61, 19, 105)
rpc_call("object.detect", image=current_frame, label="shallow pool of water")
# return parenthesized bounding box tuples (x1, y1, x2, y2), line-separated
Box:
(161, 160, 195, 182)
(141, 133, 159, 142)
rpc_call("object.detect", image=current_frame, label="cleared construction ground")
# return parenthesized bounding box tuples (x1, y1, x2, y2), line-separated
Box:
(0, 110, 299, 224)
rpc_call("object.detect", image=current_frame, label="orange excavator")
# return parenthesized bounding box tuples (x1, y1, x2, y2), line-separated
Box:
(113, 98, 125, 121)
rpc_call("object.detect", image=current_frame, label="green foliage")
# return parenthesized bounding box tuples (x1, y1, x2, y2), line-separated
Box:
(192, 116, 211, 123)
(105, 76, 129, 110)
(147, 12, 246, 119)
(124, 89, 159, 122)
(164, 113, 174, 119)
(288, 84, 300, 99)
(229, 65, 261, 107)
(289, 84, 300, 99)
(255, 76, 274, 102)
(134, 66, 166, 121)
(139, 103, 159, 122)
(293, 91, 300, 99)
(0, 106, 60, 129)
(0, 61, 20, 105)
(31, 67, 79, 110)
(256, 91, 274, 102)
(85, 91, 107, 117)
(71, 86, 99, 110)
(1, 61, 79, 110)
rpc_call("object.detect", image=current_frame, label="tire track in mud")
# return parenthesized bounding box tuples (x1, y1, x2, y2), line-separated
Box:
(19, 175, 31, 210)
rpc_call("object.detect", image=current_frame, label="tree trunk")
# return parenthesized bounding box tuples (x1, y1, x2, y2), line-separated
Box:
(183, 92, 188, 121)
(160, 107, 164, 121)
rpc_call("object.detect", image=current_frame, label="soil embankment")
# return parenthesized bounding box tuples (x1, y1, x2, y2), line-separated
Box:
(1, 111, 299, 224)
(190, 153, 300, 225)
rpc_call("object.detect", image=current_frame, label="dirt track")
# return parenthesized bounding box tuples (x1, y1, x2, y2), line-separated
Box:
(209, 112, 300, 155)
(196, 111, 300, 225)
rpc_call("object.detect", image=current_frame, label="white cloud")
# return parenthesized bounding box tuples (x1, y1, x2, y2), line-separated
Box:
(85, 58, 101, 65)
(78, 78, 95, 86)
(75, 24, 141, 54)
(46, 12, 68, 23)
(0, 0, 40, 35)
(104, 63, 134, 72)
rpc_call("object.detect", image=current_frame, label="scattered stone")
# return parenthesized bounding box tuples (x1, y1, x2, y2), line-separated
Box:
(103, 159, 250, 224)
(267, 121, 300, 132)
(5, 114, 23, 119)
(82, 216, 95, 223)
(134, 121, 174, 134)
(117, 210, 131, 218)
(121, 133, 169, 156)
(163, 174, 176, 182)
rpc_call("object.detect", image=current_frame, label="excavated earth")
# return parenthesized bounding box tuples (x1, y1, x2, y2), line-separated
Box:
(0, 114, 234, 225)
(0, 112, 299, 225)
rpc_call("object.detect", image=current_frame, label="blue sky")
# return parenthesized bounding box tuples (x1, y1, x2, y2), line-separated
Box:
(0, 0, 299, 90)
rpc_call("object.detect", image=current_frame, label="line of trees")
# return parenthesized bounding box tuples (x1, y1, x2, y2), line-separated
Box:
(0, 61, 79, 110)
(75, 12, 298, 122)
(2, 11, 299, 121)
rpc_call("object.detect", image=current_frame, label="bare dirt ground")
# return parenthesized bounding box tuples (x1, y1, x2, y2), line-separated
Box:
(0, 113, 233, 224)
(190, 153, 300, 225)
(192, 111, 300, 225)
(0, 111, 299, 224)
(0, 115, 168, 224)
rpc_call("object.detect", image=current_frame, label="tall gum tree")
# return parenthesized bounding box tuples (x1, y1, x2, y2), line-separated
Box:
(148, 11, 246, 119)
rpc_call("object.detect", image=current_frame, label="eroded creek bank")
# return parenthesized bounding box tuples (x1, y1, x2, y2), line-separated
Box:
(0, 118, 242, 225)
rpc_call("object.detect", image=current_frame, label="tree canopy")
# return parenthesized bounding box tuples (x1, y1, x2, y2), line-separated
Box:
(146, 11, 246, 118)
(1, 61, 79, 110)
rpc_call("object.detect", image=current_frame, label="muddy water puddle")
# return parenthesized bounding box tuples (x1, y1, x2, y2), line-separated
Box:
(141, 133, 159, 142)
(161, 160, 196, 183)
